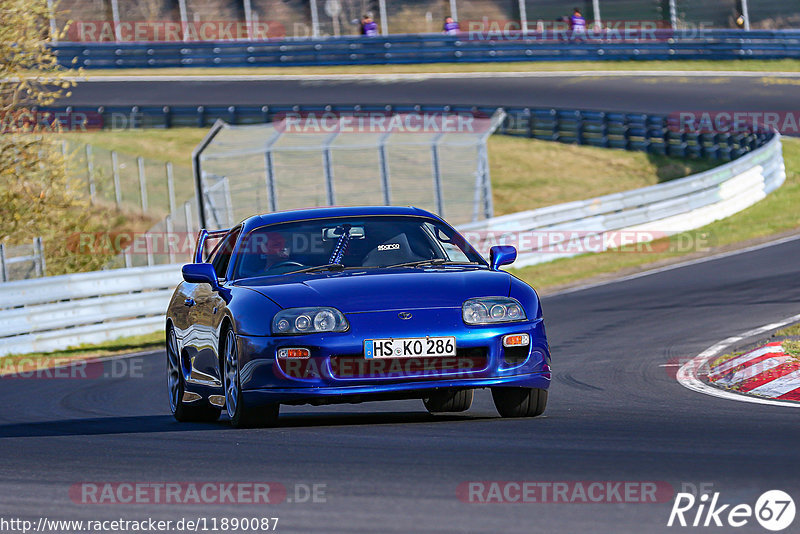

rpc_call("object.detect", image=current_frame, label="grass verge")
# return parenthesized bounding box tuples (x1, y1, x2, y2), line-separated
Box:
(77, 59, 800, 77)
(0, 332, 163, 375)
(776, 323, 800, 337)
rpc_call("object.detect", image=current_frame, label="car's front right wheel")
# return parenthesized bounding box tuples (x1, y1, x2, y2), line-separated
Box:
(223, 327, 279, 428)
(491, 387, 548, 418)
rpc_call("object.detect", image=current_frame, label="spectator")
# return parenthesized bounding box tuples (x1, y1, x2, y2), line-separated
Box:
(443, 16, 460, 35)
(361, 14, 378, 37)
(735, 13, 746, 29)
(570, 7, 587, 39)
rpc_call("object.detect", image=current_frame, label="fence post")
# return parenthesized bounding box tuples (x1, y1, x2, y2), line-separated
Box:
(592, 0, 602, 29)
(86, 144, 96, 204)
(243, 0, 254, 40)
(0, 244, 7, 282)
(34, 237, 46, 277)
(378, 0, 389, 36)
(111, 150, 122, 206)
(46, 0, 58, 43)
(178, 0, 189, 41)
(165, 215, 176, 264)
(518, 0, 528, 33)
(110, 0, 122, 41)
(741, 0, 751, 30)
(137, 156, 148, 212)
(378, 134, 391, 205)
(430, 133, 445, 216)
(669, 0, 677, 30)
(145, 234, 154, 266)
(184, 201, 194, 235)
(264, 151, 277, 212)
(449, 0, 458, 20)
(309, 0, 320, 38)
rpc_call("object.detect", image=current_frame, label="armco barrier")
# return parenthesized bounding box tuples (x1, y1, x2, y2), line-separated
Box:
(52, 30, 800, 68)
(0, 264, 181, 357)
(459, 134, 785, 267)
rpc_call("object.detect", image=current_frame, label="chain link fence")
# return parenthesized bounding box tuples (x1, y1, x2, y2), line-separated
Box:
(53, 0, 799, 43)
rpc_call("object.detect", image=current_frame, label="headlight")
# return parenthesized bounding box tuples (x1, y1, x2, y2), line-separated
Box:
(463, 297, 526, 325)
(272, 307, 349, 335)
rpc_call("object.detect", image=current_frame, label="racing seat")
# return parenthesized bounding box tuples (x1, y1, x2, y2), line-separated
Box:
(362, 233, 425, 267)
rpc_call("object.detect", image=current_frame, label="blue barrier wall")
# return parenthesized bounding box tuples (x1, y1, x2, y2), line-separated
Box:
(53, 30, 800, 68)
(39, 103, 771, 162)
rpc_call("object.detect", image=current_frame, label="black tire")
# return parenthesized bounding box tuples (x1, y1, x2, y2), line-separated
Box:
(167, 326, 220, 423)
(491, 387, 548, 418)
(223, 327, 280, 429)
(423, 388, 474, 413)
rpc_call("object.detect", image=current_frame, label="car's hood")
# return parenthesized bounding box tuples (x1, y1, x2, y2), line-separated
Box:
(235, 267, 511, 313)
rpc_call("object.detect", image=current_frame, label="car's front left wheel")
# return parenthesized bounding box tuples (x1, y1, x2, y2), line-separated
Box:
(167, 326, 220, 423)
(223, 327, 280, 428)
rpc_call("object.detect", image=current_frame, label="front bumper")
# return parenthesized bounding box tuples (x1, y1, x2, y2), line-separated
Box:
(235, 310, 550, 404)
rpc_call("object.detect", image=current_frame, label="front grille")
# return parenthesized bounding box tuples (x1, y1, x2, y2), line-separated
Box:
(329, 348, 487, 379)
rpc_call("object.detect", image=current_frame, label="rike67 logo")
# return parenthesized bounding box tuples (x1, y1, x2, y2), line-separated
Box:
(668, 489, 795, 531)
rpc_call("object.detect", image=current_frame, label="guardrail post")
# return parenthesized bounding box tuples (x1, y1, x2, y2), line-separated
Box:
(0, 244, 7, 282)
(243, 0, 254, 40)
(111, 150, 122, 207)
(163, 106, 172, 128)
(137, 156, 148, 213)
(742, 0, 751, 31)
(85, 144, 96, 205)
(111, 0, 122, 42)
(34, 237, 46, 277)
(197, 106, 205, 128)
(669, 0, 678, 30)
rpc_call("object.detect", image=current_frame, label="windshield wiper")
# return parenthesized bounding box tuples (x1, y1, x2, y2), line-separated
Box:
(386, 259, 484, 269)
(292, 263, 347, 274)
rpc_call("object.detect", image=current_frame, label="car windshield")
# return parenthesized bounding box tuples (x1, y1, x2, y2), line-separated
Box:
(233, 216, 486, 278)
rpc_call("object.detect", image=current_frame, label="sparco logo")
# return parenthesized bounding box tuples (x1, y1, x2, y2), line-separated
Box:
(668, 490, 795, 530)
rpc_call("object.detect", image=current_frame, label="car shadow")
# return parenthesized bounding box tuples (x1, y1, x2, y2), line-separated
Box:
(0, 411, 495, 438)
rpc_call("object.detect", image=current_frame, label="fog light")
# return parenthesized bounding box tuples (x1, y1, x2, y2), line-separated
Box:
(277, 347, 311, 359)
(503, 333, 530, 347)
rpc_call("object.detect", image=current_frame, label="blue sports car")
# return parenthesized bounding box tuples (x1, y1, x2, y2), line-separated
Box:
(166, 206, 551, 427)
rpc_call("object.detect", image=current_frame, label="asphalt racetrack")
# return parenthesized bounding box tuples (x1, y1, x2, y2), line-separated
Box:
(62, 72, 800, 114)
(2, 236, 799, 533)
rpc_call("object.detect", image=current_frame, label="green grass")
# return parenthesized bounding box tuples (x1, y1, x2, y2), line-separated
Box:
(783, 340, 800, 358)
(776, 323, 800, 337)
(0, 332, 164, 374)
(76, 59, 800, 77)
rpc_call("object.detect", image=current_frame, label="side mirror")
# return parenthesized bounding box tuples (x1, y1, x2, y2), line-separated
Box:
(182, 263, 220, 290)
(490, 245, 517, 271)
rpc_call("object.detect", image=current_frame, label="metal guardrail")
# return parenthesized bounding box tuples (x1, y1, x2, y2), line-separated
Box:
(460, 134, 785, 267)
(0, 264, 180, 357)
(52, 30, 800, 68)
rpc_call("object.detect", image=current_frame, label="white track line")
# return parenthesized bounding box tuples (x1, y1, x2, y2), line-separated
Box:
(51, 70, 800, 83)
(676, 313, 800, 408)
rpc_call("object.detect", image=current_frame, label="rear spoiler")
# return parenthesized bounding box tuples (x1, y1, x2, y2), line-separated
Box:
(193, 228, 230, 264)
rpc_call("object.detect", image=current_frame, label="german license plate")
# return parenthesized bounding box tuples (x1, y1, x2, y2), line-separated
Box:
(364, 337, 456, 359)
